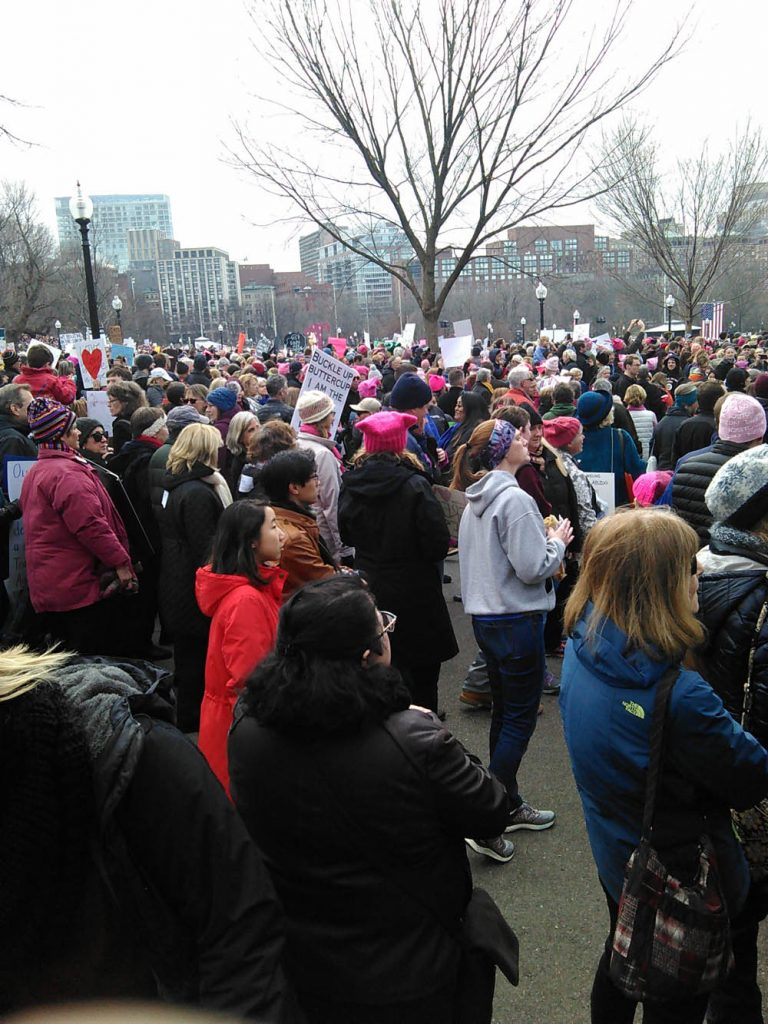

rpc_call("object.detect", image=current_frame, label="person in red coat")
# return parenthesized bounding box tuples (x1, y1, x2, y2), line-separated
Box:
(20, 397, 136, 654)
(196, 501, 286, 793)
(14, 344, 77, 405)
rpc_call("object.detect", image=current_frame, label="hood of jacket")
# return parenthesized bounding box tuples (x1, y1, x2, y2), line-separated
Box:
(162, 460, 214, 491)
(569, 604, 670, 691)
(195, 563, 285, 617)
(464, 469, 520, 518)
(341, 458, 422, 500)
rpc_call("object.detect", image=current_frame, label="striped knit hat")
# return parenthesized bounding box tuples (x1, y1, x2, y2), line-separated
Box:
(27, 397, 76, 443)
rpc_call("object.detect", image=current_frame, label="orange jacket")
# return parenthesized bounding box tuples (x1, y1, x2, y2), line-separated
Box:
(273, 504, 336, 600)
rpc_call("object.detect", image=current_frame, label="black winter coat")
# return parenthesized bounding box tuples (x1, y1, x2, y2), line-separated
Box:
(148, 440, 173, 527)
(0, 414, 36, 579)
(108, 439, 162, 563)
(56, 662, 297, 1022)
(229, 704, 508, 1007)
(654, 407, 691, 470)
(338, 458, 458, 667)
(158, 463, 224, 637)
(698, 534, 768, 748)
(671, 440, 747, 546)
(672, 411, 717, 464)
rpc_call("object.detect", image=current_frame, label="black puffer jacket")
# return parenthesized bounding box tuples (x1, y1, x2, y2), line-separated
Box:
(672, 440, 748, 546)
(229, 703, 508, 1007)
(157, 463, 223, 638)
(697, 527, 768, 748)
(148, 440, 173, 526)
(654, 406, 691, 469)
(338, 457, 458, 667)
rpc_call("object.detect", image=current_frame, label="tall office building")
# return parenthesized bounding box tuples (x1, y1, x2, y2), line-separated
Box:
(55, 193, 174, 272)
(316, 223, 414, 311)
(156, 247, 241, 336)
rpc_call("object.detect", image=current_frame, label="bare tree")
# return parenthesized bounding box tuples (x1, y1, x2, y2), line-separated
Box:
(232, 0, 682, 350)
(0, 181, 58, 342)
(595, 119, 768, 329)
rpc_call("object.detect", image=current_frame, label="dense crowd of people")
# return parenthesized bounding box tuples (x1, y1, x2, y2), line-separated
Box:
(2, 321, 768, 1023)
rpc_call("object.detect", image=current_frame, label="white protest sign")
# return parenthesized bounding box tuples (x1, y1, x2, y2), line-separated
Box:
(86, 391, 113, 435)
(75, 337, 108, 388)
(4, 457, 36, 598)
(573, 323, 591, 341)
(452, 319, 473, 341)
(439, 335, 473, 367)
(290, 349, 358, 439)
(586, 472, 615, 514)
(402, 323, 416, 346)
(594, 332, 612, 346)
(32, 341, 62, 368)
(363, 331, 370, 347)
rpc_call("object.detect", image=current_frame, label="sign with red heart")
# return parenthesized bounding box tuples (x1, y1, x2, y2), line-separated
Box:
(74, 338, 108, 388)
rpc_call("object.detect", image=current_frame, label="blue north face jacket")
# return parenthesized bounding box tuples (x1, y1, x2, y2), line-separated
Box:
(560, 608, 768, 911)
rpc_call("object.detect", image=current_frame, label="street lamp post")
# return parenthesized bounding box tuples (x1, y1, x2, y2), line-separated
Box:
(54, 320, 62, 346)
(111, 295, 122, 327)
(218, 322, 224, 346)
(520, 316, 526, 341)
(487, 322, 493, 345)
(665, 294, 674, 335)
(573, 309, 580, 330)
(69, 183, 100, 342)
(535, 281, 547, 332)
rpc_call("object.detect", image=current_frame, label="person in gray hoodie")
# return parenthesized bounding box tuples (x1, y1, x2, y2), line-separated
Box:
(457, 418, 573, 863)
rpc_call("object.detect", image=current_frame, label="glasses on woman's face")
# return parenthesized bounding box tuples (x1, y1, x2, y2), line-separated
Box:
(376, 610, 397, 639)
(89, 431, 106, 442)
(185, 398, 199, 404)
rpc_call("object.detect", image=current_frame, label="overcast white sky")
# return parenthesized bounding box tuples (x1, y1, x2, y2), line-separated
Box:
(2, 0, 765, 270)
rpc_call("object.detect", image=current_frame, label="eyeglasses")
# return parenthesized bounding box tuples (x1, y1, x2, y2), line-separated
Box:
(90, 431, 106, 442)
(184, 398, 199, 404)
(376, 610, 397, 639)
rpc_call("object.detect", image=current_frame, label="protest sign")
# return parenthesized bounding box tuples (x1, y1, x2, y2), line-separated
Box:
(573, 323, 591, 341)
(432, 485, 468, 547)
(75, 336, 108, 388)
(256, 334, 273, 357)
(290, 349, 358, 438)
(284, 332, 306, 355)
(4, 457, 36, 600)
(110, 343, 135, 367)
(439, 335, 473, 367)
(402, 323, 416, 346)
(363, 331, 370, 347)
(586, 472, 615, 514)
(327, 336, 347, 359)
(452, 319, 473, 341)
(594, 333, 612, 346)
(237, 332, 247, 354)
(86, 391, 113, 435)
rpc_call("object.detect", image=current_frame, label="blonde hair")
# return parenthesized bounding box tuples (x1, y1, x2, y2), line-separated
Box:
(624, 384, 647, 407)
(0, 645, 72, 703)
(167, 423, 221, 474)
(564, 508, 704, 661)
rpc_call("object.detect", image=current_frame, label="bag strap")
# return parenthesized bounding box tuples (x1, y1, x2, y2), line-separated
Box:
(741, 573, 768, 728)
(641, 667, 680, 840)
(618, 427, 626, 470)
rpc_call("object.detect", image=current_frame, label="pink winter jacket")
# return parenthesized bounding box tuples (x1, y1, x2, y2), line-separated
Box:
(14, 365, 77, 405)
(20, 448, 132, 613)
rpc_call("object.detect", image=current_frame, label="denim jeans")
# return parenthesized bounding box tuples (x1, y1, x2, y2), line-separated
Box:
(472, 612, 545, 810)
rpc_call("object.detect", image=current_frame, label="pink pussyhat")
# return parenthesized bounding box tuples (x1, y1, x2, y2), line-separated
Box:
(356, 411, 418, 453)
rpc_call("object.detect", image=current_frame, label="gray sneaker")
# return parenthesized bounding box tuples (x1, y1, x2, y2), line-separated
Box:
(542, 669, 560, 696)
(465, 835, 515, 863)
(505, 802, 556, 833)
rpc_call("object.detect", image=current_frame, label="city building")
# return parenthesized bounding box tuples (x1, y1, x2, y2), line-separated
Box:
(156, 247, 241, 337)
(55, 193, 174, 272)
(299, 228, 326, 281)
(316, 223, 416, 314)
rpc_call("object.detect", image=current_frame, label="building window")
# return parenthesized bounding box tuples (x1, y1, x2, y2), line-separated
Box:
(595, 236, 608, 251)
(550, 240, 562, 253)
(565, 238, 578, 253)
(534, 239, 547, 254)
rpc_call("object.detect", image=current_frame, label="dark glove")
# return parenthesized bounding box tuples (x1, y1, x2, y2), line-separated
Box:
(0, 499, 22, 525)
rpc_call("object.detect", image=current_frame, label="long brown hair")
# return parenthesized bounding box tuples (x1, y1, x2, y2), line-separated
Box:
(564, 507, 704, 662)
(449, 420, 495, 491)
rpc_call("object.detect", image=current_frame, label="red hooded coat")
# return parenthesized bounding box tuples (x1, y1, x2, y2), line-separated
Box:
(195, 563, 286, 794)
(14, 365, 77, 405)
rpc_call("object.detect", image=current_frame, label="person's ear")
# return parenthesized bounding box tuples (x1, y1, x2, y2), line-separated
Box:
(361, 648, 372, 667)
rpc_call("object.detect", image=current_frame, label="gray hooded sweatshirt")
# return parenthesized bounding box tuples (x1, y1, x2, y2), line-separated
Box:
(458, 470, 565, 616)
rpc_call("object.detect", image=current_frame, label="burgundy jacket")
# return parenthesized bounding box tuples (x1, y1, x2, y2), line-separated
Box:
(14, 365, 77, 405)
(20, 448, 132, 613)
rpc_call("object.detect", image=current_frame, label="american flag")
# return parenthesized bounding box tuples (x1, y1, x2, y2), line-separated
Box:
(700, 302, 724, 341)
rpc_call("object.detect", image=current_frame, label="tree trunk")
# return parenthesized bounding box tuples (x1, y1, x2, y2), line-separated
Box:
(421, 259, 440, 353)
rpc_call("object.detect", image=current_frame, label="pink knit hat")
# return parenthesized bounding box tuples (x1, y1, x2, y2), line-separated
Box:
(542, 416, 581, 449)
(356, 411, 418, 453)
(358, 378, 379, 399)
(429, 374, 446, 393)
(719, 394, 767, 444)
(632, 471, 673, 507)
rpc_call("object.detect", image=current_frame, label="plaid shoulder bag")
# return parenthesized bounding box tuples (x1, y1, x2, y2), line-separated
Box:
(609, 667, 734, 1001)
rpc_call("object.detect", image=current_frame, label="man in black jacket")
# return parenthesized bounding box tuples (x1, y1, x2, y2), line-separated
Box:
(612, 354, 643, 402)
(438, 368, 465, 418)
(0, 383, 36, 626)
(257, 375, 294, 425)
(671, 380, 724, 464)
(672, 393, 767, 546)
(655, 382, 699, 469)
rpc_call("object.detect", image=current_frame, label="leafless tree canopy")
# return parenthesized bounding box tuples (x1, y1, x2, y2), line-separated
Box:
(233, 0, 682, 347)
(595, 119, 768, 328)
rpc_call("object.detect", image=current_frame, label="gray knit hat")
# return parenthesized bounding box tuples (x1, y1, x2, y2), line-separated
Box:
(166, 404, 209, 438)
(705, 444, 768, 528)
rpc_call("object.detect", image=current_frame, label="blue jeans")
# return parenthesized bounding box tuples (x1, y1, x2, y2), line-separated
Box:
(472, 612, 545, 810)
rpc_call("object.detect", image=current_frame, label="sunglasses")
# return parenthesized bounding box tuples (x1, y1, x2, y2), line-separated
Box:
(376, 610, 397, 639)
(89, 431, 106, 442)
(184, 398, 200, 404)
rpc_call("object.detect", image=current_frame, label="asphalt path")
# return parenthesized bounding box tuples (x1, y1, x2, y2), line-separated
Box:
(438, 553, 768, 1023)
